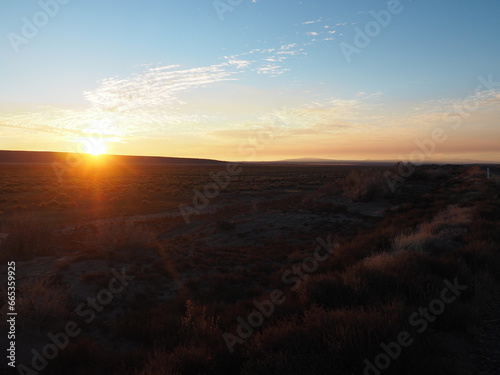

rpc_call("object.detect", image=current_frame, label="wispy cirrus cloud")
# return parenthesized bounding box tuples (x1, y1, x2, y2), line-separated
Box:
(0, 62, 242, 143)
(0, 42, 305, 141)
(209, 97, 375, 139)
(223, 43, 305, 77)
(84, 63, 240, 112)
(210, 84, 500, 143)
(302, 19, 322, 25)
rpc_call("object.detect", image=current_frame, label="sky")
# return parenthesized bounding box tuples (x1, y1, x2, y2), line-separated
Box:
(1, 0, 499, 162)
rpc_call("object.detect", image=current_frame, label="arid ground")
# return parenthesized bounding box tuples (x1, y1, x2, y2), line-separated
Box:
(0, 162, 499, 375)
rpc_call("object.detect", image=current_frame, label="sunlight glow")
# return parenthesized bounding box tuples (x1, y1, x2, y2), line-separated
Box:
(81, 137, 108, 156)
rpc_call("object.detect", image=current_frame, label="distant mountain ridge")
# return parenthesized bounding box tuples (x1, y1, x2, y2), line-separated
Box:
(260, 158, 397, 166)
(269, 157, 500, 166)
(0, 150, 224, 165)
(0, 150, 497, 166)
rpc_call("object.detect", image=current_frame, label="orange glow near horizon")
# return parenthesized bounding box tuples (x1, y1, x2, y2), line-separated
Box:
(81, 137, 108, 156)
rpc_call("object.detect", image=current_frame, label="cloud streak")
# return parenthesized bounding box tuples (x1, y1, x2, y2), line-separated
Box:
(0, 39, 310, 143)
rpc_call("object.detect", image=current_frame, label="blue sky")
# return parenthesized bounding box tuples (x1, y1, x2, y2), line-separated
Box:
(1, 0, 499, 162)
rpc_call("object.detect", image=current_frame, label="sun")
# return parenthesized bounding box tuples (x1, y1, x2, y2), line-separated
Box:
(81, 137, 108, 156)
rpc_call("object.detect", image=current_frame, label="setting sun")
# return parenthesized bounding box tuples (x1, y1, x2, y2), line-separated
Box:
(82, 137, 107, 156)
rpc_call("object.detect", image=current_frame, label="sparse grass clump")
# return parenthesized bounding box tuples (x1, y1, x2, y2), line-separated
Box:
(11, 276, 69, 331)
(0, 212, 55, 260)
(393, 205, 471, 254)
(84, 220, 176, 277)
(137, 345, 214, 375)
(241, 301, 412, 375)
(90, 221, 158, 255)
(300, 273, 357, 309)
(342, 167, 391, 202)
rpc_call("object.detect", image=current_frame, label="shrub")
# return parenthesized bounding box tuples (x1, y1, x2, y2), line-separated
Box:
(89, 221, 158, 255)
(83, 221, 176, 276)
(342, 168, 391, 202)
(0, 212, 55, 260)
(299, 274, 357, 309)
(181, 300, 220, 344)
(392, 205, 471, 254)
(347, 251, 468, 306)
(317, 181, 342, 196)
(137, 345, 214, 375)
(12, 276, 68, 331)
(242, 302, 411, 375)
(425, 167, 451, 180)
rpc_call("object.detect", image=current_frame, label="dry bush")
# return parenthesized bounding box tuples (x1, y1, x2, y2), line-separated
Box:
(341, 168, 391, 202)
(317, 180, 342, 196)
(136, 345, 214, 375)
(0, 212, 55, 260)
(349, 250, 472, 306)
(473, 201, 500, 221)
(13, 276, 68, 330)
(458, 239, 500, 272)
(425, 167, 451, 180)
(299, 273, 357, 309)
(135, 348, 179, 375)
(78, 220, 176, 277)
(393, 229, 438, 252)
(87, 221, 176, 276)
(466, 165, 483, 177)
(241, 301, 415, 375)
(393, 205, 471, 253)
(181, 299, 220, 343)
(89, 221, 158, 255)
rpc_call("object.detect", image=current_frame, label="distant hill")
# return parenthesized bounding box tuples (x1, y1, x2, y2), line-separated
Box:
(0, 150, 224, 165)
(261, 158, 397, 166)
(264, 158, 500, 166)
(1, 151, 497, 167)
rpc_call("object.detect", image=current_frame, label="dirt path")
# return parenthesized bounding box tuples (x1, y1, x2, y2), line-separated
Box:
(57, 191, 301, 235)
(57, 201, 224, 235)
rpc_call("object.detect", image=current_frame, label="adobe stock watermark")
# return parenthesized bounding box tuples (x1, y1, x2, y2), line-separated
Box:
(442, 74, 500, 130)
(384, 74, 500, 192)
(178, 162, 243, 224)
(363, 278, 467, 375)
(213, 0, 249, 21)
(16, 268, 134, 375)
(223, 235, 336, 353)
(7, 0, 72, 54)
(178, 110, 289, 224)
(340, 0, 404, 63)
(237, 116, 289, 161)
